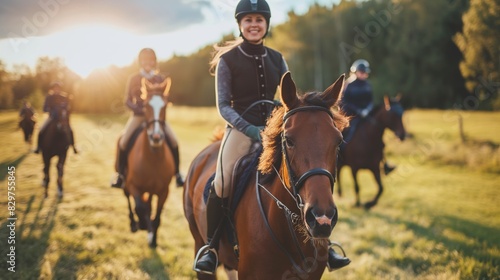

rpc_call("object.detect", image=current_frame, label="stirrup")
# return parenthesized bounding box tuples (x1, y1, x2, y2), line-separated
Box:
(193, 244, 218, 275)
(327, 241, 348, 272)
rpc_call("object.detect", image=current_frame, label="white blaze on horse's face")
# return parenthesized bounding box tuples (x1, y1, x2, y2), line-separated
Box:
(148, 95, 165, 145)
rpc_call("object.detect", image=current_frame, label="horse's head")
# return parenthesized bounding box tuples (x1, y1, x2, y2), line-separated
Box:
(53, 107, 70, 133)
(141, 76, 171, 148)
(383, 95, 406, 141)
(260, 72, 348, 239)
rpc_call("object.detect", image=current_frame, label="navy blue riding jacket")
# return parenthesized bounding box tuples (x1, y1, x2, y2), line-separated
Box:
(341, 78, 373, 117)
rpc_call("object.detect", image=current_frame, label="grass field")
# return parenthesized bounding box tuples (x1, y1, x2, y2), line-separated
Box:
(0, 107, 498, 280)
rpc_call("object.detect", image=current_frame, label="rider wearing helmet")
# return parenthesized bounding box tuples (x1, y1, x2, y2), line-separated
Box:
(110, 48, 184, 188)
(341, 59, 396, 175)
(192, 0, 350, 274)
(34, 81, 77, 154)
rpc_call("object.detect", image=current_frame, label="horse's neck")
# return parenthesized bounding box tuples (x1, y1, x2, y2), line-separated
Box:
(365, 109, 387, 138)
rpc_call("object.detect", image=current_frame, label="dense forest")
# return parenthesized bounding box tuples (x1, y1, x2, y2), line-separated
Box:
(1, 0, 498, 112)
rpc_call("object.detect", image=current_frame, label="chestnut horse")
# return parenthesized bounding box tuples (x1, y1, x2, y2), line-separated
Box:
(337, 95, 406, 209)
(121, 77, 175, 248)
(39, 108, 71, 198)
(184, 72, 348, 279)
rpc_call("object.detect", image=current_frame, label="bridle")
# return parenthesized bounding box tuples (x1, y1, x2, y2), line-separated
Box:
(256, 105, 339, 275)
(281, 106, 336, 197)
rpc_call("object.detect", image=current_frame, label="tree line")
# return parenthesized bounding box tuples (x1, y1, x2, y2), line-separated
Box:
(1, 0, 498, 113)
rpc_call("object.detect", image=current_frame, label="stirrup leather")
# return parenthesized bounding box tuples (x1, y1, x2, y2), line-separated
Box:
(193, 244, 219, 275)
(327, 241, 348, 272)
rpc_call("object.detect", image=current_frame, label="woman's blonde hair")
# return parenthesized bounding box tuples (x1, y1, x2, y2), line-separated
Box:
(209, 37, 244, 75)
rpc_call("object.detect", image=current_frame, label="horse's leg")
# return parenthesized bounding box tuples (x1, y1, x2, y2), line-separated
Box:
(42, 155, 50, 198)
(351, 168, 361, 207)
(124, 189, 138, 232)
(56, 153, 67, 198)
(134, 194, 149, 231)
(365, 167, 384, 210)
(150, 192, 167, 248)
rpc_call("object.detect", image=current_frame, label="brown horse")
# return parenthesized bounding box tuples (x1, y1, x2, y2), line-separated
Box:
(122, 77, 175, 248)
(337, 95, 406, 209)
(184, 72, 348, 279)
(39, 108, 71, 198)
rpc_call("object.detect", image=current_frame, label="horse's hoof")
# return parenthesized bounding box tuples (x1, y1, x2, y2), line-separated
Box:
(130, 223, 138, 233)
(148, 232, 157, 248)
(363, 202, 375, 210)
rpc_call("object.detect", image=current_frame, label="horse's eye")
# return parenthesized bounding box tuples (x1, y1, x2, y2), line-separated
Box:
(285, 137, 294, 148)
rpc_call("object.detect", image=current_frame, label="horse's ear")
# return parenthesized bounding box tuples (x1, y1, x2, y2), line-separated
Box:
(163, 77, 172, 97)
(384, 95, 391, 110)
(321, 74, 345, 107)
(280, 72, 299, 110)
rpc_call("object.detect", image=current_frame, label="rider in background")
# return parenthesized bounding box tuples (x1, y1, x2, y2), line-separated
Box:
(341, 59, 396, 175)
(193, 0, 350, 274)
(110, 48, 184, 189)
(34, 81, 77, 154)
(19, 100, 35, 120)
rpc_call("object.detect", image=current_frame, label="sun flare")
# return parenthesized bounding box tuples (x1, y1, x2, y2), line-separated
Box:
(46, 24, 140, 78)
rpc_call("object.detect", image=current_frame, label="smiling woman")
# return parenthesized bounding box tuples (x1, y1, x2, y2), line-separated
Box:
(45, 24, 140, 78)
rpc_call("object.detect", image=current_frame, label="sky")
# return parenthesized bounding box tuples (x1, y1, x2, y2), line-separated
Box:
(0, 0, 337, 78)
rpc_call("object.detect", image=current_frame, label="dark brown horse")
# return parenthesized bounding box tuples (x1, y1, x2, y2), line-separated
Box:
(121, 77, 175, 248)
(19, 110, 36, 143)
(337, 95, 406, 209)
(184, 72, 348, 279)
(39, 108, 71, 198)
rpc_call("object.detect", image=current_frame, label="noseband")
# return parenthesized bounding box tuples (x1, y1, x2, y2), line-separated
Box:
(281, 106, 336, 197)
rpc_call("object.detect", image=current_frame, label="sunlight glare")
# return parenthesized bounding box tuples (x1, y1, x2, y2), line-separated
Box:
(46, 24, 139, 78)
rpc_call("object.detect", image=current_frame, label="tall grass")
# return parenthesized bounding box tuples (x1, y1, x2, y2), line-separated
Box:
(0, 108, 498, 279)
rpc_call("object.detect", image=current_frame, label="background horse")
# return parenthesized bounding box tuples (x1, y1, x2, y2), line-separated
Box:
(122, 77, 175, 248)
(184, 72, 348, 279)
(19, 110, 36, 144)
(337, 95, 406, 209)
(39, 108, 71, 198)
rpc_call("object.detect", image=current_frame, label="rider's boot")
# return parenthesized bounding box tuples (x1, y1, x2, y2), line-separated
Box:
(327, 247, 351, 271)
(172, 146, 184, 187)
(193, 185, 227, 275)
(111, 149, 127, 188)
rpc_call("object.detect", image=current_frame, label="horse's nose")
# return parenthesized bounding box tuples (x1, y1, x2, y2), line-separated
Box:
(152, 133, 162, 143)
(305, 205, 338, 238)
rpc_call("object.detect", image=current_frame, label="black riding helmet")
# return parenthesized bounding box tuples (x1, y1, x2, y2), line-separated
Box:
(235, 0, 271, 38)
(350, 59, 371, 74)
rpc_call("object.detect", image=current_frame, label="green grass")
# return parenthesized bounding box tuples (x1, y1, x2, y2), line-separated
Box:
(0, 108, 498, 279)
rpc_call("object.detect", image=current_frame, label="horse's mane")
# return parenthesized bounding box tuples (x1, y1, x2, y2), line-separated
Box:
(258, 92, 349, 175)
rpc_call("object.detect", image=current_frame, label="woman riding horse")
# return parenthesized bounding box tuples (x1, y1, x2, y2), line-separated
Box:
(110, 48, 184, 189)
(186, 72, 350, 279)
(341, 59, 396, 175)
(192, 0, 349, 275)
(34, 81, 77, 154)
(19, 100, 36, 143)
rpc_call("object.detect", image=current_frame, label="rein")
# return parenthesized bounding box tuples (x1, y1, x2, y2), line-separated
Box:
(255, 105, 336, 275)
